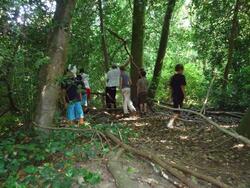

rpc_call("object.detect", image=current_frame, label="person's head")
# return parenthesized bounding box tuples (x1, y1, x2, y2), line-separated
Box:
(119, 66, 126, 72)
(111, 64, 117, 69)
(141, 70, 146, 77)
(175, 64, 184, 74)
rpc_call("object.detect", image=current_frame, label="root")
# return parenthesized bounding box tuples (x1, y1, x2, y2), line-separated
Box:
(105, 131, 231, 188)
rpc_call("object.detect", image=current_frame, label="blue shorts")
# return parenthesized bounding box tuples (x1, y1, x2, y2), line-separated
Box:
(81, 94, 88, 107)
(66, 101, 84, 121)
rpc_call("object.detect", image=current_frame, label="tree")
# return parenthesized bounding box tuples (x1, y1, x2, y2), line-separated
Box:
(222, 0, 240, 90)
(130, 0, 146, 102)
(34, 0, 76, 128)
(237, 108, 250, 139)
(98, 0, 109, 72)
(148, 0, 177, 99)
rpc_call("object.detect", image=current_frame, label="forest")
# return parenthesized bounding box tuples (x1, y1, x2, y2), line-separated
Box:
(0, 0, 249, 187)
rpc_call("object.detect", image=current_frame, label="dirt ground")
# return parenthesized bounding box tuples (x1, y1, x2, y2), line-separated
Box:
(87, 108, 250, 188)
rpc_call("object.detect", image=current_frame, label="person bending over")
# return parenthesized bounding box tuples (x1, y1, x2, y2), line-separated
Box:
(167, 64, 186, 128)
(62, 66, 84, 125)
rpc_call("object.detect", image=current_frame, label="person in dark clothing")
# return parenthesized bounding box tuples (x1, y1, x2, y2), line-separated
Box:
(170, 64, 186, 110)
(167, 64, 186, 128)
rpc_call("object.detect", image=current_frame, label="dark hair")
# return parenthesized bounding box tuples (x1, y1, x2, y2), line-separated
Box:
(79, 68, 84, 73)
(112, 64, 117, 69)
(141, 70, 146, 77)
(175, 64, 184, 72)
(120, 66, 126, 71)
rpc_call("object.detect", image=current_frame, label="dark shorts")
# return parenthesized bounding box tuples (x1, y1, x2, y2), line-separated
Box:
(106, 87, 116, 108)
(138, 92, 147, 105)
(173, 97, 184, 114)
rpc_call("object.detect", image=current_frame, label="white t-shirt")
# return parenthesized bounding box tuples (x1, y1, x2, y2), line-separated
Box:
(81, 73, 90, 89)
(106, 68, 120, 87)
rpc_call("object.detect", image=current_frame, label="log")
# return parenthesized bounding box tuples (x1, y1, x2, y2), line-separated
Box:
(157, 103, 250, 146)
(106, 132, 202, 188)
(107, 148, 139, 188)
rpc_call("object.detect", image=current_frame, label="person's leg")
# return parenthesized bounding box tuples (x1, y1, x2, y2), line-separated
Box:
(139, 104, 143, 113)
(75, 102, 84, 125)
(106, 87, 111, 108)
(127, 88, 136, 112)
(122, 88, 129, 114)
(66, 102, 76, 125)
(144, 103, 147, 113)
(110, 87, 116, 109)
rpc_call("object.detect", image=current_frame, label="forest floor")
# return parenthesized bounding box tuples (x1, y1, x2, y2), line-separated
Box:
(1, 107, 249, 188)
(86, 107, 250, 188)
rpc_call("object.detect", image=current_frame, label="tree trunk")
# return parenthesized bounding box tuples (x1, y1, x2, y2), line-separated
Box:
(222, 0, 240, 90)
(237, 108, 250, 139)
(34, 0, 76, 128)
(130, 0, 146, 102)
(98, 0, 109, 72)
(148, 0, 176, 99)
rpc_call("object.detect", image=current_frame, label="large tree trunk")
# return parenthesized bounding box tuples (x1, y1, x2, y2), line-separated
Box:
(222, 0, 240, 90)
(130, 0, 146, 102)
(34, 0, 76, 128)
(148, 0, 176, 99)
(98, 0, 109, 72)
(237, 108, 250, 139)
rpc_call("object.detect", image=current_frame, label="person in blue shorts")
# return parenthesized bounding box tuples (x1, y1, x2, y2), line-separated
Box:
(62, 65, 84, 125)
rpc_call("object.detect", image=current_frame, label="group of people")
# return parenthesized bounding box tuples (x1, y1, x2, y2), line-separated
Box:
(61, 61, 186, 127)
(105, 63, 148, 116)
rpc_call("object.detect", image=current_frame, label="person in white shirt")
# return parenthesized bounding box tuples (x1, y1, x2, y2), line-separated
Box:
(106, 65, 120, 108)
(105, 59, 131, 109)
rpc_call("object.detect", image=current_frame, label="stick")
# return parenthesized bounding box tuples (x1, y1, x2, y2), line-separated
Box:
(156, 103, 250, 146)
(106, 132, 199, 188)
(200, 76, 216, 114)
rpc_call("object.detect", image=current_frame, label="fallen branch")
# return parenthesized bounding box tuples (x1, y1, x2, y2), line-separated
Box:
(156, 103, 250, 146)
(105, 131, 229, 188)
(206, 111, 243, 118)
(107, 148, 138, 188)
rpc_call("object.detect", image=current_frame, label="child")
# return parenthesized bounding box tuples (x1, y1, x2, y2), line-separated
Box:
(120, 66, 136, 116)
(137, 70, 148, 115)
(62, 65, 84, 125)
(167, 64, 186, 128)
(78, 68, 90, 113)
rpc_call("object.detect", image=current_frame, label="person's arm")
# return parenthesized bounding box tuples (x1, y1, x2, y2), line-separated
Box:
(62, 89, 67, 109)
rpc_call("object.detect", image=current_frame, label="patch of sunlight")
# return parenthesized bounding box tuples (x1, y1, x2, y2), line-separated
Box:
(165, 146, 173, 150)
(232, 144, 244, 149)
(135, 122, 144, 127)
(160, 140, 167, 143)
(180, 135, 189, 140)
(221, 124, 238, 128)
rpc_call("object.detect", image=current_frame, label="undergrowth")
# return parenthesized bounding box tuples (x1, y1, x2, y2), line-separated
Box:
(0, 116, 137, 187)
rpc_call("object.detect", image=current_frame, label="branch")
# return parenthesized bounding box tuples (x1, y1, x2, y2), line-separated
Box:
(156, 103, 250, 146)
(105, 131, 231, 188)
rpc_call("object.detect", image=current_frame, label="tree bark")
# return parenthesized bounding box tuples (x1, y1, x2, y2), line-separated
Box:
(130, 0, 146, 102)
(98, 0, 109, 72)
(222, 0, 240, 90)
(237, 108, 250, 139)
(148, 0, 176, 100)
(34, 0, 76, 128)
